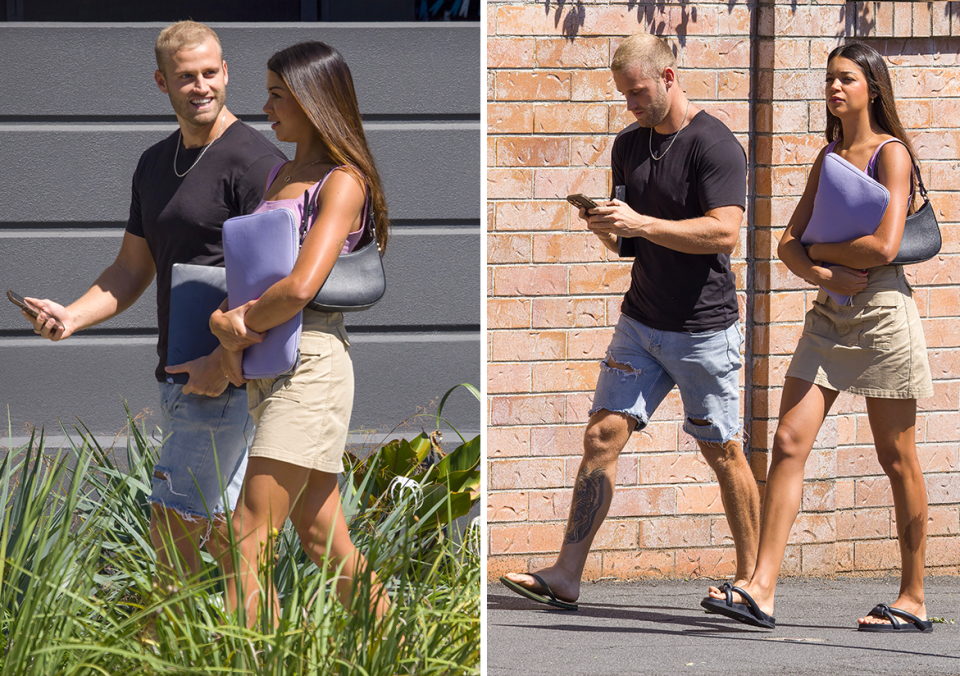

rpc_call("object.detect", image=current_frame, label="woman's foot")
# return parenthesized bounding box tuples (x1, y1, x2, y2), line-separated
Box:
(705, 581, 775, 618)
(857, 595, 926, 628)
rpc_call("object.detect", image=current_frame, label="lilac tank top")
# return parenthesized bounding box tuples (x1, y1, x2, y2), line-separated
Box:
(252, 162, 367, 254)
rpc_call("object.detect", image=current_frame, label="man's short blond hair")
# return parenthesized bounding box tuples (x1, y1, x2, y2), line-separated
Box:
(155, 21, 223, 73)
(611, 33, 677, 79)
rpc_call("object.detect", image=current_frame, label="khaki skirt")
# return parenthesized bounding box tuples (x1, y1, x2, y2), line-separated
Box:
(246, 310, 354, 474)
(786, 265, 933, 399)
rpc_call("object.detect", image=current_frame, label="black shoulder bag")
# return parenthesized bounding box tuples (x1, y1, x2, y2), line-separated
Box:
(299, 188, 387, 312)
(892, 160, 941, 265)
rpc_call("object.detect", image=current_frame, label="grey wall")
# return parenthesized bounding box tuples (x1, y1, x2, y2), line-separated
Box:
(0, 23, 481, 445)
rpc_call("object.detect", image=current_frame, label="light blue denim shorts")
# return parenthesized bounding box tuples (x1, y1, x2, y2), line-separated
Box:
(151, 383, 252, 520)
(589, 314, 743, 444)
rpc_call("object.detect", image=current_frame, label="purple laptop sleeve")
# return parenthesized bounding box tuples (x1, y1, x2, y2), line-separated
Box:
(222, 208, 302, 380)
(801, 151, 890, 306)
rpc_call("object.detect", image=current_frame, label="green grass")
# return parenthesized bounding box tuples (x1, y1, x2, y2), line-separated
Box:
(0, 413, 479, 675)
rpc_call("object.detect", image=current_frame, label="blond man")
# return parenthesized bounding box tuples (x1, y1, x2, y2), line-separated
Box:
(501, 34, 760, 610)
(23, 22, 284, 579)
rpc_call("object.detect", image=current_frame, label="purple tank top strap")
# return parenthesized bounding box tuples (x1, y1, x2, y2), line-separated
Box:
(866, 138, 901, 176)
(825, 139, 840, 154)
(866, 138, 916, 196)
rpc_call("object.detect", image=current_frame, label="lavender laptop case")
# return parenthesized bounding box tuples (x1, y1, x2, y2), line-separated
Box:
(801, 151, 890, 306)
(222, 208, 302, 380)
(167, 263, 228, 385)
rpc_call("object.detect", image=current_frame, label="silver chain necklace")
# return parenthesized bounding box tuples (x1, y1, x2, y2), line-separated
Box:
(648, 99, 691, 161)
(173, 113, 226, 178)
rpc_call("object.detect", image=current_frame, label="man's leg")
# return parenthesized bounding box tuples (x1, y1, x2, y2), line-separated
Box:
(502, 316, 674, 604)
(150, 504, 209, 585)
(666, 321, 759, 586)
(695, 436, 759, 585)
(149, 383, 251, 585)
(503, 408, 635, 603)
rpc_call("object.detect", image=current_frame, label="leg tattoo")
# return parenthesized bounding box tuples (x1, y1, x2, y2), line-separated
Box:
(564, 468, 606, 545)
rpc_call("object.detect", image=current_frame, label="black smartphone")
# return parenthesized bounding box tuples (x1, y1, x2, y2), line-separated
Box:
(566, 193, 600, 212)
(7, 290, 40, 318)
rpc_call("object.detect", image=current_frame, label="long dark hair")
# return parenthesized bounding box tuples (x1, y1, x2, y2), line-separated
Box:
(268, 42, 389, 253)
(825, 42, 916, 158)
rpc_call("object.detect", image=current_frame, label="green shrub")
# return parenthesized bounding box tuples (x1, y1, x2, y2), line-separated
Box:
(0, 387, 479, 675)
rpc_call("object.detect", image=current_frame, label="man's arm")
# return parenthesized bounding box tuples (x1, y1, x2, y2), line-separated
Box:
(585, 201, 742, 255)
(26, 232, 156, 340)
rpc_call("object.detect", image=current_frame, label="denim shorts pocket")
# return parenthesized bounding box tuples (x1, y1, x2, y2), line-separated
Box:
(162, 384, 184, 415)
(726, 322, 744, 365)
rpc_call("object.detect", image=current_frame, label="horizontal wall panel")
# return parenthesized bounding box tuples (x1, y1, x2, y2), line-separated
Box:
(0, 125, 480, 222)
(0, 229, 480, 331)
(0, 334, 480, 437)
(0, 22, 481, 445)
(0, 24, 480, 118)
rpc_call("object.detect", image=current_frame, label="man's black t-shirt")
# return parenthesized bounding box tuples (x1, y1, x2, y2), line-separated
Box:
(613, 111, 746, 333)
(126, 120, 286, 382)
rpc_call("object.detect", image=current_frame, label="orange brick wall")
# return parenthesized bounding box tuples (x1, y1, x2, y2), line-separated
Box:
(487, 1, 960, 581)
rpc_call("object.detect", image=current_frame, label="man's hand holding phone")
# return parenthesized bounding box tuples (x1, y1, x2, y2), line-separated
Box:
(567, 194, 626, 253)
(583, 199, 643, 237)
(12, 293, 73, 341)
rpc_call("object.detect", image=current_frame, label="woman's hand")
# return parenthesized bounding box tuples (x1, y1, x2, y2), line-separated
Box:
(220, 348, 247, 387)
(815, 264, 869, 297)
(210, 300, 264, 352)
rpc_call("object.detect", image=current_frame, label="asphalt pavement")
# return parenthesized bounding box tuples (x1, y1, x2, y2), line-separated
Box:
(487, 576, 960, 675)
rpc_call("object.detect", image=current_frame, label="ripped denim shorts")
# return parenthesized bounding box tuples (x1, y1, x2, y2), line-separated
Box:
(150, 383, 252, 521)
(589, 314, 743, 444)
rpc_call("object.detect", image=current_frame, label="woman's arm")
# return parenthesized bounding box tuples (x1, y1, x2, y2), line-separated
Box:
(778, 148, 869, 297)
(805, 141, 914, 268)
(236, 169, 364, 334)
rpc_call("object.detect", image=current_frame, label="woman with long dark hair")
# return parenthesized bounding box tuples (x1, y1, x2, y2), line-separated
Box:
(209, 41, 390, 623)
(704, 42, 933, 632)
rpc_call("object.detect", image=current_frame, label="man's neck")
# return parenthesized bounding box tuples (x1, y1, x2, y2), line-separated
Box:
(179, 108, 236, 148)
(654, 95, 695, 135)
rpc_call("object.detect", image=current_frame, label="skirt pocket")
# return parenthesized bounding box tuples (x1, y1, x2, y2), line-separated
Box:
(851, 289, 902, 351)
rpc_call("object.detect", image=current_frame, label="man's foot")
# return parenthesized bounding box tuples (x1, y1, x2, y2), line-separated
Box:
(857, 596, 928, 629)
(502, 569, 579, 605)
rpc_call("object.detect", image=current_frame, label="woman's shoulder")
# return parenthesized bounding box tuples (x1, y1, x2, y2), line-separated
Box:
(873, 135, 910, 157)
(315, 165, 367, 202)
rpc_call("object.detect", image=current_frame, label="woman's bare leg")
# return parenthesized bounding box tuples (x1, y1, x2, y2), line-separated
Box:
(857, 397, 927, 626)
(224, 457, 304, 626)
(290, 470, 391, 619)
(223, 457, 388, 626)
(707, 377, 838, 615)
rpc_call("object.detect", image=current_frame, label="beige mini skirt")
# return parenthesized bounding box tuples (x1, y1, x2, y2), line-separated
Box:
(246, 310, 354, 474)
(786, 265, 933, 399)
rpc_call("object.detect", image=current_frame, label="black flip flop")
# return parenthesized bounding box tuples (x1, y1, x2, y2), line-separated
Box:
(701, 583, 775, 629)
(858, 603, 933, 633)
(499, 574, 578, 611)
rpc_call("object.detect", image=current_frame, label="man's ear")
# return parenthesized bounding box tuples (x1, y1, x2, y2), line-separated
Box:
(662, 66, 677, 89)
(222, 60, 228, 86)
(155, 69, 168, 94)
